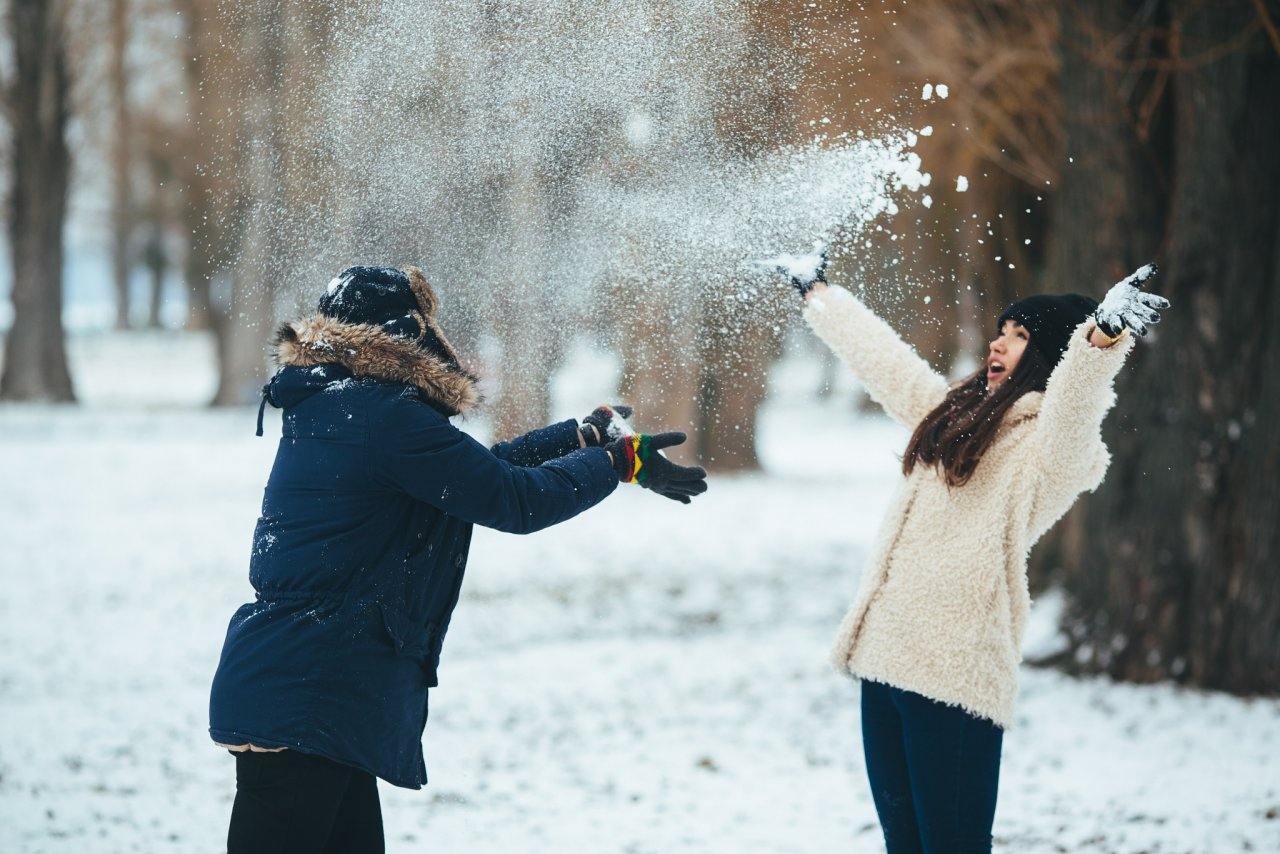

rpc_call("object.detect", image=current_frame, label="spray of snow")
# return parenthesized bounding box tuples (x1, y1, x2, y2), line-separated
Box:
(748, 240, 828, 286)
(220, 1, 935, 405)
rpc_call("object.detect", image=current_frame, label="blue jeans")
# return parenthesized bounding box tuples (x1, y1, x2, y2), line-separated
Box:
(860, 679, 1003, 854)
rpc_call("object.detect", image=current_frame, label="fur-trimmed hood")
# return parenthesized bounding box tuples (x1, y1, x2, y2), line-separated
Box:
(272, 314, 480, 417)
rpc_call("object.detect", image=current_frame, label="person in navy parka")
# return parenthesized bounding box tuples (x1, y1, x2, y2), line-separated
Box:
(209, 265, 706, 853)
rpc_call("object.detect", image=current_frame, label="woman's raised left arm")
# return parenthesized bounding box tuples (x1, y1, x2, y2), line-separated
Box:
(1025, 322, 1135, 542)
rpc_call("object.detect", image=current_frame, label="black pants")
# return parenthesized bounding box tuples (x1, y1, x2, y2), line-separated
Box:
(860, 679, 1003, 854)
(227, 750, 384, 854)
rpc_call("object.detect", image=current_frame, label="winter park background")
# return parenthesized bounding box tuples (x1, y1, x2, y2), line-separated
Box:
(3, 2, 1280, 853)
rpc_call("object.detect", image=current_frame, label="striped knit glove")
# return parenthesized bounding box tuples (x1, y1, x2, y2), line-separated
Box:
(605, 432, 708, 504)
(579, 404, 634, 447)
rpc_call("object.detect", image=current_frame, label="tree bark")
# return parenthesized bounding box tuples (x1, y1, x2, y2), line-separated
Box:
(1053, 0, 1280, 693)
(210, 0, 285, 406)
(487, 166, 559, 440)
(616, 280, 701, 467)
(109, 0, 133, 330)
(1029, 0, 1170, 591)
(2, 0, 75, 402)
(174, 0, 222, 333)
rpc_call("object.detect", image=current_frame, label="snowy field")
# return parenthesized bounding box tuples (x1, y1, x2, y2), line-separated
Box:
(2, 330, 1278, 854)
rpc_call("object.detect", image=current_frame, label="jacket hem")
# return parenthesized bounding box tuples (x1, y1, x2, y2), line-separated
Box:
(208, 728, 426, 790)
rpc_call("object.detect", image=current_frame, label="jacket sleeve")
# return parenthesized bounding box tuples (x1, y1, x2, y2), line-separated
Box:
(490, 419, 582, 467)
(1026, 321, 1135, 542)
(374, 396, 618, 535)
(802, 285, 949, 429)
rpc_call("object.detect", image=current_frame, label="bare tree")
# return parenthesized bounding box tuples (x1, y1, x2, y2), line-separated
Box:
(1039, 0, 1280, 693)
(109, 0, 133, 330)
(209, 0, 285, 406)
(2, 0, 75, 402)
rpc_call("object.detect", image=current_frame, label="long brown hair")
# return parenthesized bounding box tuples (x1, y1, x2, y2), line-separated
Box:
(902, 343, 1053, 487)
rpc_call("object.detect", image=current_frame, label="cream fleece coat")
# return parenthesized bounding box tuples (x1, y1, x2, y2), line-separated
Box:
(804, 286, 1134, 728)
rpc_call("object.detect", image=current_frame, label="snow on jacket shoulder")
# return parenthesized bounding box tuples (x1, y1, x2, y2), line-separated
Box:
(803, 285, 1134, 728)
(209, 316, 617, 788)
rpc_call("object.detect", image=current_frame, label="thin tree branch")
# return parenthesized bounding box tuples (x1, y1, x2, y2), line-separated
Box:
(1252, 0, 1280, 54)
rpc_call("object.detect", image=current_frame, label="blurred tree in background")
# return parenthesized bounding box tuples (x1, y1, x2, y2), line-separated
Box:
(2, 0, 74, 401)
(1040, 0, 1280, 693)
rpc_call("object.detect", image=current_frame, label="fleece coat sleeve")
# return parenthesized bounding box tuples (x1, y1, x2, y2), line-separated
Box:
(802, 285, 950, 429)
(1026, 322, 1135, 543)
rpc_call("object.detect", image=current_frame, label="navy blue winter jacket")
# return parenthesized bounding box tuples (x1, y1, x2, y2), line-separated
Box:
(209, 315, 617, 788)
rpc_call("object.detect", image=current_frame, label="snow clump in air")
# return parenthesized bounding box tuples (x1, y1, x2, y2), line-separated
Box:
(748, 240, 828, 286)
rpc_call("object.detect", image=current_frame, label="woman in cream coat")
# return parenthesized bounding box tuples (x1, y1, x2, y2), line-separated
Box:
(770, 253, 1168, 854)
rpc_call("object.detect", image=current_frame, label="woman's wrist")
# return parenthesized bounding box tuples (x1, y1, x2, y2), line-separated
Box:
(1088, 323, 1125, 349)
(804, 281, 829, 302)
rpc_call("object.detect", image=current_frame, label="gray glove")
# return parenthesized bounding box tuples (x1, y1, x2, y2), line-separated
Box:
(1095, 264, 1170, 338)
(749, 240, 829, 297)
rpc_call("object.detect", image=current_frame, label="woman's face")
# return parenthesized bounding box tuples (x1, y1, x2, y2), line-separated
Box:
(987, 319, 1029, 391)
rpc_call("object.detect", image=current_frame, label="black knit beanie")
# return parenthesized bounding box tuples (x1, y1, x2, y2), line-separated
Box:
(997, 293, 1099, 367)
(318, 265, 461, 367)
(319, 266, 422, 337)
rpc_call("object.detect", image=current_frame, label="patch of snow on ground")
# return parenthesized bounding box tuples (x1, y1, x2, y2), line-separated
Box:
(0, 331, 1277, 853)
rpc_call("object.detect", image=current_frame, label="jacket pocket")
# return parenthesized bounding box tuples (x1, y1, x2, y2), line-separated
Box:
(379, 603, 440, 687)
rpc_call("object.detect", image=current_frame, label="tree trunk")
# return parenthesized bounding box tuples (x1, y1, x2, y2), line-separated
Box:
(109, 0, 132, 330)
(1, 0, 74, 402)
(144, 226, 166, 329)
(175, 0, 221, 333)
(694, 287, 783, 471)
(1054, 1, 1280, 693)
(210, 0, 285, 406)
(617, 278, 701, 466)
(1029, 0, 1170, 592)
(488, 166, 560, 441)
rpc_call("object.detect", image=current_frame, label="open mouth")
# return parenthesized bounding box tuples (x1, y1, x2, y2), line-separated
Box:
(987, 360, 1007, 381)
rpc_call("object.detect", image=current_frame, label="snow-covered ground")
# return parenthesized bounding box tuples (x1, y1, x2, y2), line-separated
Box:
(1, 331, 1278, 853)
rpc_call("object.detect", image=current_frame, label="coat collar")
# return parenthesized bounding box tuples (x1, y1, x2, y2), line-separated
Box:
(273, 315, 480, 416)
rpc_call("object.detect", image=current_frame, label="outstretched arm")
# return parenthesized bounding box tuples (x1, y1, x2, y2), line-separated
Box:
(1026, 320, 1135, 542)
(801, 282, 949, 429)
(380, 400, 617, 535)
(490, 405, 637, 467)
(489, 420, 582, 467)
(1026, 265, 1168, 539)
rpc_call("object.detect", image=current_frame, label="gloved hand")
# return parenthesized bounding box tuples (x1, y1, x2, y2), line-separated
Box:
(605, 432, 709, 504)
(1094, 264, 1170, 338)
(749, 240, 829, 297)
(579, 404, 635, 447)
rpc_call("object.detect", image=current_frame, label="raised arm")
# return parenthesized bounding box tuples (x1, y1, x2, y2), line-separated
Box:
(1025, 265, 1168, 539)
(802, 283, 949, 429)
(1025, 321, 1135, 541)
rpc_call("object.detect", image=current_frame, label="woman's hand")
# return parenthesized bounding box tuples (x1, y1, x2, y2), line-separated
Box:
(749, 241, 829, 299)
(1094, 264, 1170, 342)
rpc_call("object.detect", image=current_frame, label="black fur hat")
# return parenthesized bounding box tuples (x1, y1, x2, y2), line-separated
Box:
(318, 265, 463, 369)
(998, 293, 1099, 367)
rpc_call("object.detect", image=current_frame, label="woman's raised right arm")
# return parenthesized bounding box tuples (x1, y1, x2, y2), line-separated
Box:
(802, 283, 949, 429)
